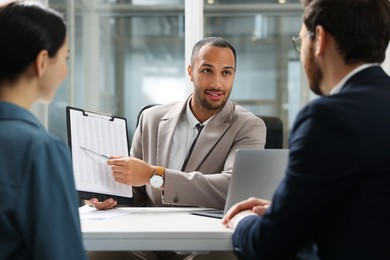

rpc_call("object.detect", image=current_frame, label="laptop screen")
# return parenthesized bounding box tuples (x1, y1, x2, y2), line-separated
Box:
(192, 149, 289, 218)
(223, 148, 289, 214)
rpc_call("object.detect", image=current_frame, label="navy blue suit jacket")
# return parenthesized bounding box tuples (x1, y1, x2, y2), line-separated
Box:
(233, 66, 390, 260)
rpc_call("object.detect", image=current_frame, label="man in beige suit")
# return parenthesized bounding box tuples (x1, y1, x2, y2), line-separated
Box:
(89, 37, 265, 210)
(88, 37, 266, 259)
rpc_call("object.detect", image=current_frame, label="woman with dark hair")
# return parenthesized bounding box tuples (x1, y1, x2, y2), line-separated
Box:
(0, 1, 86, 259)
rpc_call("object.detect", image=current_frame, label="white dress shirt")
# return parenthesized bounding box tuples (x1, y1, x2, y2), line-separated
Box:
(168, 98, 213, 170)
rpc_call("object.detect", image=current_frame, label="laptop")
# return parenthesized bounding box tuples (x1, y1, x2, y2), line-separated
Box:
(192, 149, 289, 218)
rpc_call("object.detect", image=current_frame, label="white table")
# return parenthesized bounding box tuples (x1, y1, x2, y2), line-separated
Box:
(81, 207, 233, 252)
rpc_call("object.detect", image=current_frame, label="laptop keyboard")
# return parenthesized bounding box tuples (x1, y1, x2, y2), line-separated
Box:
(191, 210, 224, 219)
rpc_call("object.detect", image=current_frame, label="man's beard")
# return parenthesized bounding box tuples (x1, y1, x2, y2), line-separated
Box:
(304, 45, 324, 96)
(194, 87, 229, 111)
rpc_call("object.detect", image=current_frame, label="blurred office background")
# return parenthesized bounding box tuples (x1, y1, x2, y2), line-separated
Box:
(18, 0, 390, 147)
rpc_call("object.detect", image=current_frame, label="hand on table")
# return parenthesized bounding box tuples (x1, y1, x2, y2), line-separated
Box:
(221, 197, 271, 229)
(85, 198, 117, 210)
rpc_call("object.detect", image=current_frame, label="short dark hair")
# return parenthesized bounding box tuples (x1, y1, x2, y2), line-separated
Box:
(190, 37, 237, 69)
(0, 1, 67, 84)
(302, 0, 390, 64)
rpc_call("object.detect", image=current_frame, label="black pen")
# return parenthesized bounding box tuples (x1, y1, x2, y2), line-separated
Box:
(80, 146, 110, 159)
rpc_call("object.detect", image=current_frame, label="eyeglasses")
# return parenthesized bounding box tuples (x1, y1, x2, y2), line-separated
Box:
(291, 36, 302, 53)
(291, 31, 315, 53)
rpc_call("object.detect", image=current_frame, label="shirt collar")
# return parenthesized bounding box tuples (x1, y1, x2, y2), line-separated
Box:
(185, 97, 213, 128)
(330, 63, 379, 95)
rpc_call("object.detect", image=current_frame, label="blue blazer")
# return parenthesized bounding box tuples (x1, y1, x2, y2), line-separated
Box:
(0, 102, 86, 260)
(232, 66, 390, 260)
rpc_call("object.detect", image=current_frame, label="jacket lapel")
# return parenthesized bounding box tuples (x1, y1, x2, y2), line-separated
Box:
(156, 100, 187, 167)
(183, 101, 234, 171)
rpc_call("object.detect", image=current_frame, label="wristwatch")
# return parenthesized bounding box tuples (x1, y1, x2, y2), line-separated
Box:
(149, 166, 165, 189)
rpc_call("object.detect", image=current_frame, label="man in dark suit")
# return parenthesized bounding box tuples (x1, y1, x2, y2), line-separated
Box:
(222, 0, 390, 259)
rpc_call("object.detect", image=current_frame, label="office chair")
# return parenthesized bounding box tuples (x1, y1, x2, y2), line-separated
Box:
(133, 104, 160, 207)
(136, 104, 159, 128)
(258, 116, 284, 149)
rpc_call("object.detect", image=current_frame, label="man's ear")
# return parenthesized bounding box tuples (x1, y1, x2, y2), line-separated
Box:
(314, 25, 327, 56)
(34, 50, 49, 78)
(187, 65, 193, 82)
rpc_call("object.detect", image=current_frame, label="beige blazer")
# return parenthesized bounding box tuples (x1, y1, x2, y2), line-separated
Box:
(131, 96, 266, 209)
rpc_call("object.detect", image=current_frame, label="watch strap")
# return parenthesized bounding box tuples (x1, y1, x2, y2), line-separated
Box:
(155, 166, 165, 177)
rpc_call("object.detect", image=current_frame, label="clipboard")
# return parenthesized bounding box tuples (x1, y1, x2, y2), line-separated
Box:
(66, 106, 133, 205)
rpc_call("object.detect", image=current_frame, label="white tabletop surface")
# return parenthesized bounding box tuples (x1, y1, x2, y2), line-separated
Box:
(81, 207, 233, 252)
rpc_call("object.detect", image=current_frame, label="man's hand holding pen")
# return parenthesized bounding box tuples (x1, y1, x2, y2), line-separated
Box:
(107, 156, 156, 187)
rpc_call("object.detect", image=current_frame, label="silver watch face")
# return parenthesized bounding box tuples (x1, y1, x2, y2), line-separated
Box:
(150, 174, 163, 188)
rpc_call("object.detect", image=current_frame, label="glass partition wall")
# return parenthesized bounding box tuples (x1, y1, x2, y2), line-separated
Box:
(44, 0, 308, 147)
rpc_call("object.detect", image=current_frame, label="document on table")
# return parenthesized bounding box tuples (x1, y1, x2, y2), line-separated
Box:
(79, 205, 140, 221)
(66, 106, 133, 205)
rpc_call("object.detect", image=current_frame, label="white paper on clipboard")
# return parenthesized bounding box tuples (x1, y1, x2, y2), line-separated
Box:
(66, 106, 133, 199)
